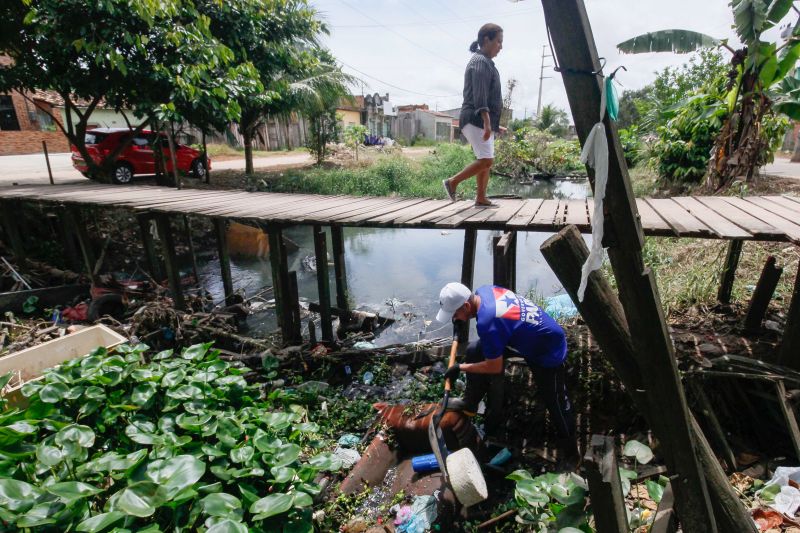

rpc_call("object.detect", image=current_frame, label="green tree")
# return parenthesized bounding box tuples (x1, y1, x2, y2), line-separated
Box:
(0, 0, 255, 183)
(344, 124, 367, 161)
(618, 1, 800, 189)
(534, 104, 570, 137)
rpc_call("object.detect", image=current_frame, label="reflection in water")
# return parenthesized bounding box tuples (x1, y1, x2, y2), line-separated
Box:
(197, 178, 591, 345)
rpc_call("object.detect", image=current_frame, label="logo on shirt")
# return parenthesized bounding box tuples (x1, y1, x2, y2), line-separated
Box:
(492, 287, 542, 325)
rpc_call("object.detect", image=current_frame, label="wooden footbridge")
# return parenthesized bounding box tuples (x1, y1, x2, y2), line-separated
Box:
(1, 182, 799, 346)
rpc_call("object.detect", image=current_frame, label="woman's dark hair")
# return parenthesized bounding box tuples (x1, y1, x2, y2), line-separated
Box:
(469, 23, 503, 53)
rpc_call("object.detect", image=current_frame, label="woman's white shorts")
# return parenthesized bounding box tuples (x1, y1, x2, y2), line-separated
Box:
(461, 122, 495, 159)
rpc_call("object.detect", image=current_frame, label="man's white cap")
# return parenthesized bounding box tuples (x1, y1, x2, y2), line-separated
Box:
(436, 282, 471, 323)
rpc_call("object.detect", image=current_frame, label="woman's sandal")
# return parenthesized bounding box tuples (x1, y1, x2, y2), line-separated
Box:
(474, 200, 498, 208)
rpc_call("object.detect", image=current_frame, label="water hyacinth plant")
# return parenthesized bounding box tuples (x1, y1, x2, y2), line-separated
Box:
(0, 342, 343, 532)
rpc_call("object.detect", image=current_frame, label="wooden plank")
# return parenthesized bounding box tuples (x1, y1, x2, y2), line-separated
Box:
(394, 200, 467, 226)
(213, 219, 234, 305)
(331, 225, 349, 311)
(507, 199, 544, 228)
(775, 380, 800, 462)
(779, 266, 800, 369)
(781, 194, 800, 206)
(528, 199, 560, 229)
(743, 256, 783, 334)
(154, 214, 184, 310)
(634, 199, 672, 233)
(697, 196, 781, 238)
(718, 240, 743, 304)
(583, 435, 629, 533)
(672, 197, 751, 239)
(722, 197, 800, 242)
(334, 197, 429, 224)
(434, 203, 491, 228)
(313, 226, 334, 343)
(564, 199, 590, 228)
(482, 198, 526, 224)
(646, 198, 713, 236)
(744, 196, 800, 223)
(292, 196, 404, 223)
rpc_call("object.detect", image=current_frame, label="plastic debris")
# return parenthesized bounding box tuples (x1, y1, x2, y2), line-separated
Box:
(353, 341, 377, 350)
(332, 446, 361, 469)
(392, 504, 413, 526)
(396, 495, 438, 533)
(760, 466, 800, 516)
(337, 434, 361, 448)
(544, 293, 578, 320)
(489, 447, 512, 466)
(363, 371, 375, 385)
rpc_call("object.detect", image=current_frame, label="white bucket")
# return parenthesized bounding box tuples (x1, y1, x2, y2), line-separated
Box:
(445, 447, 488, 507)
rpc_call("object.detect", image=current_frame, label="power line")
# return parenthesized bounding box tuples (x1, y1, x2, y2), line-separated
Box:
(331, 8, 536, 28)
(338, 60, 461, 98)
(338, 0, 462, 69)
(399, 1, 463, 42)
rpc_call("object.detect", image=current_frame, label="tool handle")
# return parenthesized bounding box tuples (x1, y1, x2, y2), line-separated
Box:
(443, 337, 458, 392)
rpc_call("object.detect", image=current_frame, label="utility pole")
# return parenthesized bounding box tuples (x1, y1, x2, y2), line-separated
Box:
(536, 44, 552, 118)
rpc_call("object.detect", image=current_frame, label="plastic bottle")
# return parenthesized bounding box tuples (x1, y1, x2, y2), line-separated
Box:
(363, 371, 374, 385)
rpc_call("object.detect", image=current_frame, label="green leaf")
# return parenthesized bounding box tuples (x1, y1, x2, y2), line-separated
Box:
(506, 469, 534, 482)
(230, 446, 254, 464)
(56, 424, 96, 448)
(766, 0, 794, 24)
(153, 349, 173, 360)
(162, 368, 187, 388)
(15, 502, 61, 528)
(249, 492, 293, 519)
(145, 455, 206, 497)
(131, 382, 157, 406)
(36, 444, 65, 466)
(262, 411, 296, 431)
(292, 491, 313, 508)
(271, 443, 302, 467)
(201, 492, 242, 517)
(515, 479, 549, 508)
(206, 519, 248, 533)
(76, 511, 126, 532)
(166, 384, 203, 400)
(760, 482, 781, 502)
(617, 29, 719, 55)
(0, 478, 40, 511)
(307, 451, 342, 471)
(182, 342, 213, 361)
(46, 481, 103, 501)
(293, 422, 319, 433)
(109, 481, 167, 518)
(645, 479, 664, 503)
(176, 412, 213, 432)
(271, 466, 296, 483)
(39, 382, 69, 403)
(622, 440, 654, 464)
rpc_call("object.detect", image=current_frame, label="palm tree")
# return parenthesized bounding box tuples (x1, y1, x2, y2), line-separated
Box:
(535, 104, 569, 137)
(617, 1, 800, 189)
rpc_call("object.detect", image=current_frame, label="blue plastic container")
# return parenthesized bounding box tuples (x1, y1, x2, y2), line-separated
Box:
(411, 453, 440, 473)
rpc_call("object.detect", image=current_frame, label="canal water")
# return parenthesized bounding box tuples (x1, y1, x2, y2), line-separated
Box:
(197, 178, 591, 345)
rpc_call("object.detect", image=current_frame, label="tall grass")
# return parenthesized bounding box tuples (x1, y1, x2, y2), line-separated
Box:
(262, 143, 477, 198)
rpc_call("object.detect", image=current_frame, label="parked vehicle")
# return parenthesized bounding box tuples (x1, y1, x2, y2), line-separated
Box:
(71, 128, 210, 184)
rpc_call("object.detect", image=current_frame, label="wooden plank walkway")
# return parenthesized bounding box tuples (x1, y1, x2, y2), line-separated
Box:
(1, 184, 798, 244)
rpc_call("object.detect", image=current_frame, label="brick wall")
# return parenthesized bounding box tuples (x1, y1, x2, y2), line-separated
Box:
(0, 130, 70, 155)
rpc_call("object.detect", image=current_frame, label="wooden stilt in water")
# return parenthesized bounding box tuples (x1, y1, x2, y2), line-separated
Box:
(331, 225, 349, 312)
(57, 208, 82, 273)
(459, 228, 478, 342)
(65, 207, 98, 284)
(288, 271, 302, 344)
(313, 226, 334, 343)
(267, 227, 285, 330)
(137, 214, 162, 282)
(492, 232, 515, 288)
(583, 435, 628, 533)
(744, 256, 782, 334)
(717, 239, 743, 304)
(213, 219, 235, 305)
(1, 200, 27, 270)
(269, 225, 295, 343)
(154, 214, 185, 310)
(183, 216, 200, 290)
(778, 265, 800, 369)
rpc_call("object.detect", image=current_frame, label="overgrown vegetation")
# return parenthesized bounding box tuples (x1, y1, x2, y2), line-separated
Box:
(0, 342, 345, 531)
(494, 128, 582, 178)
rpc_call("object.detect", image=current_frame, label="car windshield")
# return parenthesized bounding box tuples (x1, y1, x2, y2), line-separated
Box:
(84, 132, 108, 145)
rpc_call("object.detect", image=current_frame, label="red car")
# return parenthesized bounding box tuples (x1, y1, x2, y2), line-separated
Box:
(71, 128, 211, 184)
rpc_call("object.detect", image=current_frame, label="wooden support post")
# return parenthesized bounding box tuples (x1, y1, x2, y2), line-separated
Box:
(717, 239, 743, 304)
(42, 140, 54, 185)
(183, 216, 200, 290)
(307, 320, 317, 346)
(288, 271, 302, 344)
(651, 482, 678, 533)
(56, 208, 82, 273)
(267, 227, 285, 330)
(583, 435, 628, 533)
(778, 265, 800, 369)
(688, 381, 737, 471)
(493, 232, 515, 288)
(744, 256, 782, 334)
(65, 207, 97, 283)
(459, 228, 478, 343)
(775, 380, 800, 461)
(313, 226, 334, 343)
(508, 231, 517, 291)
(137, 214, 162, 282)
(213, 219, 235, 305)
(154, 214, 185, 310)
(331, 225, 349, 312)
(0, 200, 27, 269)
(540, 226, 755, 533)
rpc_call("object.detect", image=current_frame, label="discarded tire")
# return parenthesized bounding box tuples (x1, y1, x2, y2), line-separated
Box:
(88, 294, 126, 322)
(445, 447, 488, 507)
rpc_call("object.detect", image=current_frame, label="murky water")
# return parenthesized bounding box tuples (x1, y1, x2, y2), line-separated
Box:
(197, 178, 591, 345)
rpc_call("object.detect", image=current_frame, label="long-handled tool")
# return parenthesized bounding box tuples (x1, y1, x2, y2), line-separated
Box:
(428, 331, 488, 507)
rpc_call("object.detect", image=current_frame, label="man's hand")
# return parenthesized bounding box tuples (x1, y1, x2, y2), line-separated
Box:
(444, 363, 461, 382)
(482, 126, 492, 141)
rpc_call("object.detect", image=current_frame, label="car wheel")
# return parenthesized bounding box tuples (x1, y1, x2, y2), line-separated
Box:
(191, 158, 207, 180)
(113, 162, 134, 184)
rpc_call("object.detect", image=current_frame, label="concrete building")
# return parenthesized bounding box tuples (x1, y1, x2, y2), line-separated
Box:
(393, 104, 455, 144)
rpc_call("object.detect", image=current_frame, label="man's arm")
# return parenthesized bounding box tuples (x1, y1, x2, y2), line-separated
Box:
(461, 356, 503, 375)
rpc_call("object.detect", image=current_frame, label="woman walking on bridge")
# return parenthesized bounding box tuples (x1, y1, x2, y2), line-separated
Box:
(443, 23, 504, 208)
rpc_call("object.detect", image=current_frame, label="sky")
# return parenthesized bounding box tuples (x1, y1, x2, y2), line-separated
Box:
(310, 0, 788, 119)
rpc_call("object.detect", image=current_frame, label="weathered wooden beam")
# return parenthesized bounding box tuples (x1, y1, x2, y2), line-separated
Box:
(65, 207, 98, 283)
(583, 435, 628, 533)
(493, 232, 515, 288)
(212, 218, 235, 305)
(56, 208, 82, 273)
(744, 256, 782, 334)
(331, 225, 349, 312)
(288, 271, 302, 344)
(651, 481, 678, 533)
(269, 225, 295, 343)
(540, 226, 755, 533)
(137, 214, 162, 282)
(183, 216, 200, 290)
(459, 227, 478, 343)
(313, 226, 334, 343)
(154, 214, 185, 310)
(717, 239, 743, 304)
(778, 264, 800, 369)
(775, 380, 800, 461)
(0, 200, 27, 269)
(267, 227, 285, 330)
